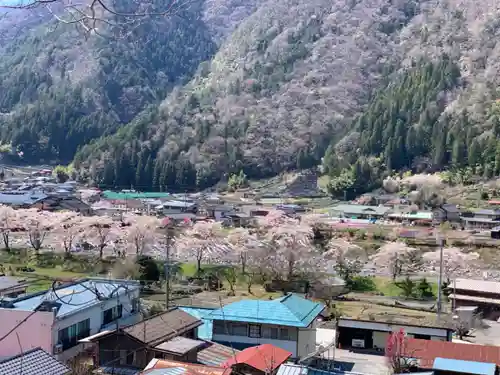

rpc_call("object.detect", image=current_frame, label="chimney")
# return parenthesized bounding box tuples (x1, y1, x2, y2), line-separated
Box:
(52, 306, 58, 319)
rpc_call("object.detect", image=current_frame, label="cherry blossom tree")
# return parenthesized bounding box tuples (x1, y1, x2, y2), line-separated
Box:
(122, 214, 161, 256)
(226, 228, 260, 273)
(22, 209, 57, 254)
(385, 329, 416, 373)
(422, 247, 480, 282)
(52, 211, 86, 255)
(259, 212, 319, 281)
(177, 221, 225, 273)
(370, 242, 422, 280)
(82, 216, 116, 259)
(0, 205, 18, 251)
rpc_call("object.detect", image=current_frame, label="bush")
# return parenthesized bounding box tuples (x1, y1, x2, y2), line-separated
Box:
(350, 276, 377, 292)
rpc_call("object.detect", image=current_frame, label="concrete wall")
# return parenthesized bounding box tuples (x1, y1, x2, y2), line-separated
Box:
(297, 327, 316, 358)
(0, 310, 55, 357)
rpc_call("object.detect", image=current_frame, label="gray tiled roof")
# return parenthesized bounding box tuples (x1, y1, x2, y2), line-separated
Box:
(0, 348, 70, 375)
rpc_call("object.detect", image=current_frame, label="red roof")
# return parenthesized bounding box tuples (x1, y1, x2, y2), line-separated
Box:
(489, 200, 500, 205)
(403, 338, 500, 368)
(222, 344, 292, 372)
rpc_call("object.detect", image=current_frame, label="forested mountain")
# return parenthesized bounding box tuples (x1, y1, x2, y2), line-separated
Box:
(3, 0, 500, 191)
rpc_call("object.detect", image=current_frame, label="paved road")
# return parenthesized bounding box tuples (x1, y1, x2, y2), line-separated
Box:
(467, 319, 500, 346)
(315, 328, 389, 375)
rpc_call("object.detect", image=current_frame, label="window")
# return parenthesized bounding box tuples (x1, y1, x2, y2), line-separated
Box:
(126, 351, 135, 365)
(262, 326, 278, 339)
(213, 320, 226, 335)
(131, 298, 139, 313)
(249, 324, 261, 338)
(231, 323, 248, 336)
(280, 328, 290, 340)
(58, 318, 90, 350)
(103, 305, 123, 326)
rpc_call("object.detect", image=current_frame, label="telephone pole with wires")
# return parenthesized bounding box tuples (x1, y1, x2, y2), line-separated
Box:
(164, 219, 176, 310)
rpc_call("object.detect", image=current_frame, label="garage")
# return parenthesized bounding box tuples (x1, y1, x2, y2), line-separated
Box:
(337, 318, 453, 351)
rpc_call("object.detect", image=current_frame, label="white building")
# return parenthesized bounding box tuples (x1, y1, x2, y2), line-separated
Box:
(0, 278, 141, 362)
(206, 294, 325, 359)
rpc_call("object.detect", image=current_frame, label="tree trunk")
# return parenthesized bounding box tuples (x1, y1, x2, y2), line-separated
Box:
(196, 257, 202, 274)
(99, 245, 105, 259)
(241, 254, 246, 274)
(2, 232, 9, 252)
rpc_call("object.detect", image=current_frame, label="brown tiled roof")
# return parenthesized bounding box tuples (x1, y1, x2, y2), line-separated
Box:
(124, 308, 202, 346)
(403, 338, 500, 368)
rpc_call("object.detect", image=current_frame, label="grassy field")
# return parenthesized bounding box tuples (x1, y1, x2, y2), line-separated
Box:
(374, 276, 439, 297)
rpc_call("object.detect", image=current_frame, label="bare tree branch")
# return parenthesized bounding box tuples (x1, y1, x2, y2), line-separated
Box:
(0, 0, 197, 38)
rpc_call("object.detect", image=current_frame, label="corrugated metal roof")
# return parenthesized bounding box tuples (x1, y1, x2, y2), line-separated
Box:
(155, 337, 205, 355)
(0, 191, 47, 206)
(0, 347, 70, 375)
(433, 358, 496, 375)
(403, 338, 500, 367)
(196, 341, 239, 366)
(207, 294, 324, 327)
(329, 204, 390, 216)
(103, 191, 170, 200)
(145, 367, 188, 375)
(454, 279, 500, 294)
(5, 278, 140, 318)
(276, 364, 341, 375)
(449, 294, 500, 305)
(388, 211, 433, 220)
(276, 364, 309, 375)
(0, 276, 24, 291)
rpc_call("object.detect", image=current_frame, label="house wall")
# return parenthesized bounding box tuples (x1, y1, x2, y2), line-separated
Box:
(0, 310, 55, 357)
(54, 288, 141, 362)
(213, 333, 297, 356)
(98, 333, 150, 369)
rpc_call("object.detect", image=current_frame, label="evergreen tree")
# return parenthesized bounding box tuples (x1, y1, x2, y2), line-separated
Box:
(468, 139, 481, 167)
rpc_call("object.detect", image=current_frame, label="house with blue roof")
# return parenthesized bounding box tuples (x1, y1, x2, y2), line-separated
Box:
(0, 278, 141, 363)
(206, 294, 325, 359)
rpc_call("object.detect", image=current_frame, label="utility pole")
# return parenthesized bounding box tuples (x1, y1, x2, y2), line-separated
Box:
(164, 224, 175, 310)
(436, 233, 444, 318)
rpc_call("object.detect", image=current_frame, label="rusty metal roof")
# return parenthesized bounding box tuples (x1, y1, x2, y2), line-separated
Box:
(197, 341, 240, 367)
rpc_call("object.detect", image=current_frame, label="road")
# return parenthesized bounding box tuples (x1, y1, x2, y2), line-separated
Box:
(315, 328, 389, 375)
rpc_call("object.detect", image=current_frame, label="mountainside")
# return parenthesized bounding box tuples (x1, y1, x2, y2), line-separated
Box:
(3, 0, 500, 191)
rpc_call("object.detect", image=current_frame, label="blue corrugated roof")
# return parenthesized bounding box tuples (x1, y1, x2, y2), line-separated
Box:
(207, 294, 325, 327)
(2, 278, 140, 318)
(433, 358, 496, 375)
(179, 306, 215, 340)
